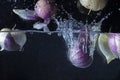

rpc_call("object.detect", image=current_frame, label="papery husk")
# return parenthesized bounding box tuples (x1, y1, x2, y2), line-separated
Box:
(0, 28, 11, 51)
(0, 28, 27, 51)
(108, 33, 120, 59)
(79, 0, 108, 11)
(13, 9, 36, 20)
(10, 29, 27, 50)
(98, 34, 117, 64)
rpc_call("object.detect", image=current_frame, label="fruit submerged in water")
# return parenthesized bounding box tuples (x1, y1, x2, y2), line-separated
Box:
(0, 28, 27, 51)
(108, 33, 120, 58)
(68, 32, 93, 68)
(98, 34, 117, 64)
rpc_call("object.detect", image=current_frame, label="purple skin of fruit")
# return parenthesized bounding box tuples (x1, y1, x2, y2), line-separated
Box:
(69, 33, 93, 68)
(108, 33, 120, 58)
(34, 0, 55, 20)
(4, 33, 20, 51)
(34, 0, 56, 25)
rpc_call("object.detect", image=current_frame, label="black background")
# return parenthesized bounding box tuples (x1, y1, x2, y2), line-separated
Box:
(0, 0, 120, 80)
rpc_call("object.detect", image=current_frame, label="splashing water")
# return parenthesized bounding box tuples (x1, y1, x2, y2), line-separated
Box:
(2, 0, 118, 67)
(57, 11, 112, 53)
(2, 0, 113, 47)
(54, 11, 113, 68)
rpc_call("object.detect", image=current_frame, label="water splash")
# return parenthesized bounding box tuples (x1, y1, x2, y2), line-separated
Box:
(2, 0, 117, 62)
(57, 18, 99, 55)
(54, 10, 113, 68)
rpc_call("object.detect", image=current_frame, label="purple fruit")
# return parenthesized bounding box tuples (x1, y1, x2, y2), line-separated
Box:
(68, 32, 93, 68)
(34, 0, 56, 20)
(108, 33, 120, 58)
(0, 28, 27, 51)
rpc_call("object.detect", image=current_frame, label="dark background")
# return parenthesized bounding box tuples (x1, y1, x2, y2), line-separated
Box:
(0, 0, 120, 80)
